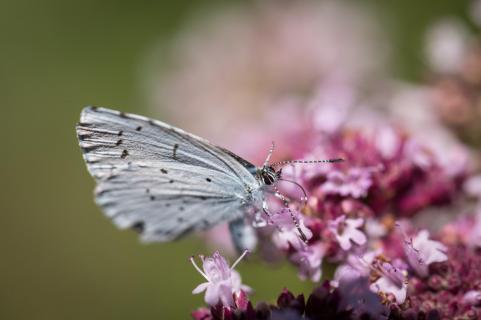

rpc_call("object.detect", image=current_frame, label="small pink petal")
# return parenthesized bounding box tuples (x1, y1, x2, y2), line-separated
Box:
(338, 236, 352, 250)
(218, 283, 235, 307)
(371, 277, 407, 304)
(192, 282, 210, 295)
(204, 284, 221, 306)
(350, 229, 367, 246)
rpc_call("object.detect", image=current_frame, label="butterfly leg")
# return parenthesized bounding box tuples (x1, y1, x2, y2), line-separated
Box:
(255, 195, 271, 227)
(273, 187, 308, 242)
(259, 195, 287, 235)
(263, 141, 275, 167)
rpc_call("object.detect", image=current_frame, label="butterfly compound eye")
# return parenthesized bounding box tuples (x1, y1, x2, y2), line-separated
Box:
(261, 166, 278, 185)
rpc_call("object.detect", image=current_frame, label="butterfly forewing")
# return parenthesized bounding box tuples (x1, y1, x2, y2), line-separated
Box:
(76, 106, 259, 241)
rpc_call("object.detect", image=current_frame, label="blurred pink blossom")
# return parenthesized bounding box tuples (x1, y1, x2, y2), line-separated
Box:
(463, 290, 481, 306)
(290, 243, 325, 282)
(328, 215, 367, 251)
(321, 167, 376, 199)
(271, 208, 312, 251)
(370, 260, 408, 304)
(332, 251, 377, 286)
(425, 19, 470, 74)
(403, 230, 448, 277)
(145, 0, 387, 159)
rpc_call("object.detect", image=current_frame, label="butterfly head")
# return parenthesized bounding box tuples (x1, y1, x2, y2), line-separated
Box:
(259, 166, 282, 185)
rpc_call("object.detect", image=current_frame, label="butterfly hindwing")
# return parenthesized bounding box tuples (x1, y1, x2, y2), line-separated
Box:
(76, 106, 259, 241)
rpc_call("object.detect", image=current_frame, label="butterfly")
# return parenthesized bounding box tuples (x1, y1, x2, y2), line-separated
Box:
(76, 106, 342, 251)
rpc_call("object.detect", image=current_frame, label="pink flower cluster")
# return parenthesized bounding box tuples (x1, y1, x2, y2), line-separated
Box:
(188, 101, 481, 318)
(157, 2, 481, 319)
(250, 107, 466, 290)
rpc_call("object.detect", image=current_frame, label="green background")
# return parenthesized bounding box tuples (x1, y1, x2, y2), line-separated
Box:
(0, 0, 471, 319)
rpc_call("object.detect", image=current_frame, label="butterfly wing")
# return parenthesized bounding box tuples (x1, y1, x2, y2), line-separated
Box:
(76, 106, 259, 242)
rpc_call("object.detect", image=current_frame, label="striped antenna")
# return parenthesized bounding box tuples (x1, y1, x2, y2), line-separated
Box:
(272, 158, 344, 168)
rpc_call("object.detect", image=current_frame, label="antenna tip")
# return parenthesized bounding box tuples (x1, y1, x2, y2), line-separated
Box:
(329, 158, 345, 163)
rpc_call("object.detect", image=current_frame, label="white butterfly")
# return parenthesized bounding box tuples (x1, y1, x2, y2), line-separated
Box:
(76, 107, 341, 251)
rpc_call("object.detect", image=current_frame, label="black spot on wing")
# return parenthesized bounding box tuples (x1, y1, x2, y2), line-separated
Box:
(81, 145, 101, 152)
(173, 144, 179, 160)
(118, 130, 123, 136)
(131, 222, 144, 233)
(206, 178, 212, 182)
(136, 126, 142, 131)
(121, 150, 129, 159)
(116, 139, 123, 146)
(160, 168, 168, 174)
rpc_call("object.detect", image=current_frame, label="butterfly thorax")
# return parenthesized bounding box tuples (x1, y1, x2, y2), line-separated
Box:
(257, 166, 281, 186)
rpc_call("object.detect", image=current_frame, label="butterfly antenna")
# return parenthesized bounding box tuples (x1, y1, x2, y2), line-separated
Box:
(272, 158, 344, 168)
(263, 141, 275, 167)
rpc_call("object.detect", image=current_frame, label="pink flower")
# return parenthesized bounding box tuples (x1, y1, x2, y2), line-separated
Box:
(463, 290, 481, 306)
(190, 251, 251, 307)
(290, 243, 325, 282)
(321, 167, 374, 198)
(404, 230, 448, 277)
(270, 209, 323, 281)
(271, 208, 312, 251)
(329, 215, 367, 251)
(332, 251, 377, 286)
(370, 260, 408, 304)
(335, 252, 408, 304)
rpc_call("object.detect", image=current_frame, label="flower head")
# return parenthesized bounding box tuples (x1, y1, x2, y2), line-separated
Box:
(329, 215, 367, 251)
(271, 208, 312, 251)
(191, 250, 251, 307)
(291, 244, 325, 282)
(333, 251, 377, 286)
(403, 229, 448, 277)
(321, 167, 375, 198)
(463, 290, 481, 306)
(370, 258, 408, 304)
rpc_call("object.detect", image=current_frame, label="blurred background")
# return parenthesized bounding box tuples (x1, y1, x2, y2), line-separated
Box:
(0, 0, 476, 319)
